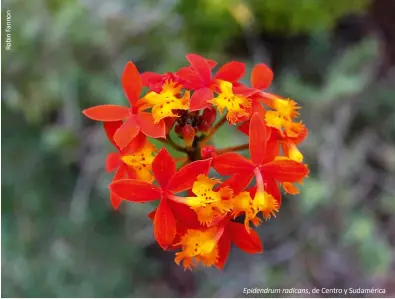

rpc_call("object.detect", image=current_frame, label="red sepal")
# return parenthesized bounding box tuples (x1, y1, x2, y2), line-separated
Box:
(152, 148, 177, 188)
(215, 229, 231, 270)
(249, 113, 268, 165)
(82, 105, 129, 122)
(105, 152, 121, 172)
(261, 160, 309, 182)
(113, 116, 140, 149)
(189, 88, 213, 111)
(212, 153, 254, 176)
(104, 121, 123, 150)
(228, 222, 263, 254)
(166, 159, 211, 193)
(215, 61, 245, 82)
(219, 172, 254, 194)
(251, 63, 273, 90)
(122, 61, 142, 106)
(137, 112, 166, 138)
(154, 197, 177, 250)
(186, 54, 212, 84)
(109, 179, 161, 202)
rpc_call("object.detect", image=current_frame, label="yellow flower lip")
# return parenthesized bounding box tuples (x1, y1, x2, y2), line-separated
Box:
(265, 97, 303, 136)
(174, 228, 221, 270)
(120, 140, 156, 182)
(141, 80, 190, 123)
(209, 80, 251, 124)
(181, 174, 234, 225)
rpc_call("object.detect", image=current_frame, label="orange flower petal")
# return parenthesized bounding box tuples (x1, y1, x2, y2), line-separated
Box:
(152, 148, 177, 188)
(167, 159, 211, 193)
(113, 116, 140, 149)
(140, 71, 162, 87)
(261, 160, 309, 182)
(122, 61, 142, 106)
(176, 66, 205, 89)
(121, 132, 147, 155)
(228, 222, 263, 254)
(249, 113, 268, 165)
(147, 209, 156, 220)
(206, 59, 218, 69)
(237, 120, 250, 136)
(109, 179, 161, 202)
(105, 152, 121, 172)
(110, 192, 122, 210)
(219, 172, 254, 194)
(215, 230, 231, 270)
(109, 165, 136, 210)
(82, 105, 130, 121)
(154, 198, 177, 250)
(104, 121, 123, 149)
(189, 87, 213, 111)
(137, 112, 166, 139)
(170, 201, 200, 229)
(263, 134, 280, 164)
(215, 61, 245, 82)
(212, 152, 254, 176)
(186, 53, 212, 84)
(251, 63, 273, 90)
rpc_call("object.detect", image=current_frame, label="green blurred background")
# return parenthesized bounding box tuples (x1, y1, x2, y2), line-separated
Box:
(2, 0, 395, 297)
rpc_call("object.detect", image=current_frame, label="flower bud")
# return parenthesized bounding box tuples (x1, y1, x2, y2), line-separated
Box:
(201, 145, 217, 159)
(198, 120, 211, 132)
(202, 107, 217, 125)
(182, 124, 195, 148)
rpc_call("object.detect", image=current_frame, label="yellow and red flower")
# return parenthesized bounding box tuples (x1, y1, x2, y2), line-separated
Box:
(82, 53, 310, 270)
(83, 62, 166, 149)
(109, 148, 211, 249)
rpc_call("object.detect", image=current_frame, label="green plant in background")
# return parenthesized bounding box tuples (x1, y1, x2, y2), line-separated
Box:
(176, 0, 370, 54)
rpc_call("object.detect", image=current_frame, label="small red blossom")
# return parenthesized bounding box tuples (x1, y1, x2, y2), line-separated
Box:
(82, 53, 309, 270)
(109, 148, 211, 249)
(83, 62, 166, 149)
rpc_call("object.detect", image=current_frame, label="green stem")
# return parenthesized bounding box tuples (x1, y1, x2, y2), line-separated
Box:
(200, 115, 227, 145)
(216, 143, 249, 154)
(158, 135, 187, 153)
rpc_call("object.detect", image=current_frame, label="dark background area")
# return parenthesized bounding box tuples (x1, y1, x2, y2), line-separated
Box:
(2, 0, 395, 297)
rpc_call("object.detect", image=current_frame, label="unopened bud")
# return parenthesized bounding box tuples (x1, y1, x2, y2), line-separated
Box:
(201, 146, 217, 159)
(202, 107, 217, 125)
(182, 124, 195, 148)
(198, 120, 211, 132)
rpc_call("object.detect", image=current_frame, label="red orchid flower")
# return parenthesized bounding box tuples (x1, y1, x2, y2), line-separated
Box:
(212, 113, 309, 204)
(104, 121, 138, 209)
(109, 148, 211, 249)
(82, 62, 166, 149)
(177, 54, 246, 111)
(104, 121, 157, 209)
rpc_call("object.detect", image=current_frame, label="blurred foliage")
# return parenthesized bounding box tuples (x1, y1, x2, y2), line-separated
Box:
(177, 0, 369, 53)
(2, 0, 395, 297)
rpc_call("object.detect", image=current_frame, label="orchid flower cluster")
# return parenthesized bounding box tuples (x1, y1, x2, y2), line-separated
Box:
(82, 54, 309, 270)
